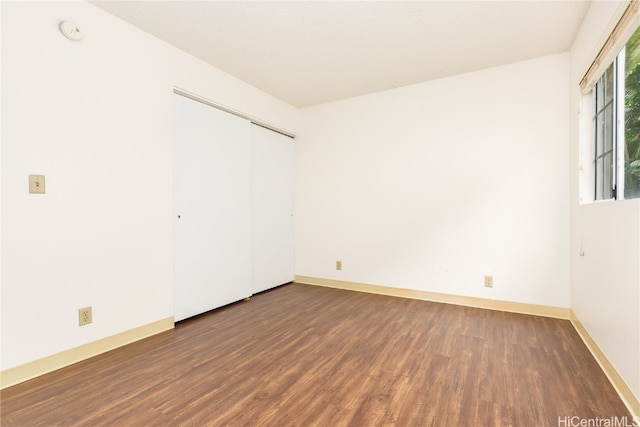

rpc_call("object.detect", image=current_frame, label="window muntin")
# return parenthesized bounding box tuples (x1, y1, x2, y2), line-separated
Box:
(593, 62, 617, 200)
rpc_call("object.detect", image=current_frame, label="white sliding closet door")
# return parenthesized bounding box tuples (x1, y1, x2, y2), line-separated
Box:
(251, 125, 295, 293)
(174, 94, 252, 321)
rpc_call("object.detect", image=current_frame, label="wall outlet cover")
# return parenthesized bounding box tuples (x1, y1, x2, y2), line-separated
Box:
(78, 307, 92, 326)
(484, 275, 493, 288)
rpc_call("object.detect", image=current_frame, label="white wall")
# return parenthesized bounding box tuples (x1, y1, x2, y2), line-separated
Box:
(0, 1, 297, 370)
(4, 0, 636, 405)
(295, 53, 571, 308)
(569, 0, 640, 403)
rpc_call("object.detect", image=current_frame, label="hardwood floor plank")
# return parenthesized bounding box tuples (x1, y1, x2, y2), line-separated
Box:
(1, 283, 631, 426)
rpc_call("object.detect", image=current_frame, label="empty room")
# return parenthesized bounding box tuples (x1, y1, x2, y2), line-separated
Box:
(1, 1, 639, 426)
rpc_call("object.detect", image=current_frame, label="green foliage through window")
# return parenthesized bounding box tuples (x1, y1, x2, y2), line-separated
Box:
(625, 25, 640, 199)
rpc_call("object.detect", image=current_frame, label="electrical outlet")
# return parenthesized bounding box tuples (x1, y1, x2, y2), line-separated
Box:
(484, 275, 493, 288)
(78, 307, 92, 326)
(336, 261, 342, 271)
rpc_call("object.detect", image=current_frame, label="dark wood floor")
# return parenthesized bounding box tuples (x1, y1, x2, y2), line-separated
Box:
(1, 283, 631, 426)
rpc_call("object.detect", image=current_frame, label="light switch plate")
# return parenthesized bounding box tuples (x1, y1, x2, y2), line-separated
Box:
(29, 175, 46, 194)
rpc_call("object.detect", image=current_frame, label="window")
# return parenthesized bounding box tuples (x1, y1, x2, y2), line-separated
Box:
(591, 24, 640, 200)
(625, 26, 640, 198)
(593, 62, 616, 199)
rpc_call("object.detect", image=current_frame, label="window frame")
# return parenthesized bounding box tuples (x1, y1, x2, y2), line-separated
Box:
(578, 1, 640, 204)
(592, 60, 618, 201)
(586, 27, 640, 202)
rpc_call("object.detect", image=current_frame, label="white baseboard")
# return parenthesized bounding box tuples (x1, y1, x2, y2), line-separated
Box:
(570, 312, 640, 418)
(295, 275, 570, 319)
(1, 317, 174, 390)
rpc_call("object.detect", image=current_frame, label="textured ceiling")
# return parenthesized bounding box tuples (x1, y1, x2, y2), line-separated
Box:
(90, 1, 590, 108)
